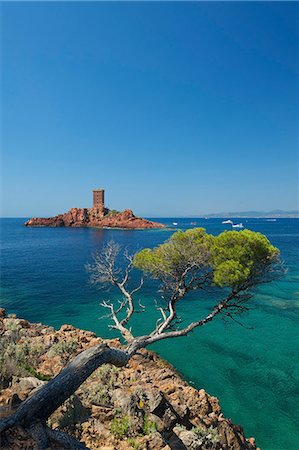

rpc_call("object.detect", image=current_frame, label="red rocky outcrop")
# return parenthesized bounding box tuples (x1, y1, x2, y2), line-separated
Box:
(0, 312, 258, 450)
(25, 208, 165, 229)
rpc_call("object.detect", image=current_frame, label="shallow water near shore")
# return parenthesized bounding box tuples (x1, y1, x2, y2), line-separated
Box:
(1, 218, 298, 449)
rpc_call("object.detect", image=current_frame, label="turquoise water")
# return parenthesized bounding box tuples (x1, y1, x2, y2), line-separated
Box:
(0, 218, 298, 449)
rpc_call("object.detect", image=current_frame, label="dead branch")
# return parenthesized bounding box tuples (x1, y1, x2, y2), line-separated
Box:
(100, 300, 134, 342)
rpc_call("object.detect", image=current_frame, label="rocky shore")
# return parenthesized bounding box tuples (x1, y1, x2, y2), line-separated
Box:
(0, 310, 258, 449)
(25, 208, 165, 229)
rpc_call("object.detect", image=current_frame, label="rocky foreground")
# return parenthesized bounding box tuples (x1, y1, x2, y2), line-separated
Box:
(0, 310, 258, 450)
(25, 208, 165, 229)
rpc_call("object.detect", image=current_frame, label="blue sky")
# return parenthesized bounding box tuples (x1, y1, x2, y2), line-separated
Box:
(2, 2, 298, 217)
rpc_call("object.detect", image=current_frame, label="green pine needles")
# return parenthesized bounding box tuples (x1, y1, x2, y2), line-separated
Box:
(133, 228, 279, 291)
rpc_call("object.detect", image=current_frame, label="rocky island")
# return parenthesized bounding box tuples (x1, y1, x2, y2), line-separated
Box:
(0, 310, 258, 450)
(25, 188, 165, 230)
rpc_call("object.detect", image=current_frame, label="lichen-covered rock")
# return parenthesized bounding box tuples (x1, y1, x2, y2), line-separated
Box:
(11, 376, 45, 396)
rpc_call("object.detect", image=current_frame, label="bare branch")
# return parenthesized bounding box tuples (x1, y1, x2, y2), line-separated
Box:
(158, 307, 167, 322)
(153, 285, 187, 336)
(86, 241, 122, 286)
(2, 229, 283, 444)
(130, 277, 144, 296)
(117, 277, 144, 327)
(137, 298, 146, 311)
(100, 300, 134, 342)
(127, 295, 232, 353)
(120, 248, 134, 286)
(114, 299, 128, 315)
(131, 287, 251, 352)
(88, 241, 146, 335)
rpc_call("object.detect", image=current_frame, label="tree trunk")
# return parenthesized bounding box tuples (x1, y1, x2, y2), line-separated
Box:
(0, 343, 129, 435)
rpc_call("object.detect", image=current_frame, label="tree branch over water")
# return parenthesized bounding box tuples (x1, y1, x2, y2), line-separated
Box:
(0, 228, 283, 448)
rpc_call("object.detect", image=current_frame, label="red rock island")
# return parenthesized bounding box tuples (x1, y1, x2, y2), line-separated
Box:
(25, 188, 165, 229)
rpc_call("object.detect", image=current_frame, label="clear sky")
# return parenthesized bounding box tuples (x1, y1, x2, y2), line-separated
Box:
(1, 2, 298, 217)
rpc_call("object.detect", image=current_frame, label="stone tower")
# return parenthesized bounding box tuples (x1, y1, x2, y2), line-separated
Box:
(93, 188, 105, 210)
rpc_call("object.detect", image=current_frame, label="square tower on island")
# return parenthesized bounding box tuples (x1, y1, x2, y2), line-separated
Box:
(93, 188, 105, 210)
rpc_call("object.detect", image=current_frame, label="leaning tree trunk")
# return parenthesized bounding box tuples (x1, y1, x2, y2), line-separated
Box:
(0, 342, 130, 449)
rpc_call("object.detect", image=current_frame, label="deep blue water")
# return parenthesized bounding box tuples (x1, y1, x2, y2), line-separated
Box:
(0, 218, 298, 449)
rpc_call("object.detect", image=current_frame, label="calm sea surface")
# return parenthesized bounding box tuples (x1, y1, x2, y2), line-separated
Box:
(0, 218, 298, 449)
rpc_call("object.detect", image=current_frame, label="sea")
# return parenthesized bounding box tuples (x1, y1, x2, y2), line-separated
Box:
(0, 218, 298, 450)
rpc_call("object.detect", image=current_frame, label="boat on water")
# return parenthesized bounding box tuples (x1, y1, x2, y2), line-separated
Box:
(190, 221, 197, 225)
(173, 222, 178, 226)
(222, 220, 233, 224)
(266, 219, 277, 222)
(232, 223, 244, 228)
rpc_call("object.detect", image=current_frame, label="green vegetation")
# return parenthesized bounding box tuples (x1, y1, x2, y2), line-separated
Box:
(0, 322, 48, 387)
(5, 318, 22, 333)
(109, 415, 132, 439)
(127, 438, 142, 450)
(109, 413, 156, 441)
(24, 365, 51, 381)
(96, 364, 120, 387)
(0, 227, 281, 449)
(0, 319, 82, 387)
(142, 415, 157, 435)
(192, 425, 221, 444)
(175, 424, 221, 446)
(107, 209, 120, 216)
(134, 228, 279, 291)
(210, 229, 278, 288)
(81, 364, 120, 406)
(48, 339, 78, 364)
(87, 385, 110, 406)
(87, 227, 281, 376)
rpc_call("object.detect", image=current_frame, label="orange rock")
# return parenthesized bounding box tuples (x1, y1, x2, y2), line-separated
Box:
(0, 314, 257, 450)
(25, 208, 165, 229)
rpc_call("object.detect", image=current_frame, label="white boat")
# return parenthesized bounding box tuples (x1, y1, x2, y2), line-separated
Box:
(173, 222, 178, 226)
(232, 223, 244, 228)
(222, 220, 233, 224)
